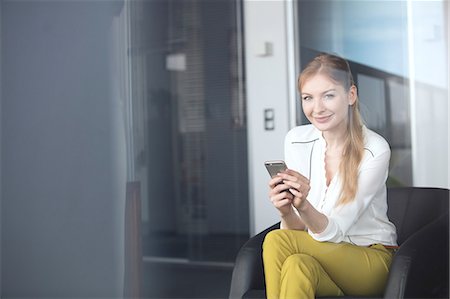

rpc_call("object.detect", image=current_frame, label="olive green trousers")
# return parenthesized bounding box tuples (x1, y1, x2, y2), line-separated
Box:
(262, 229, 393, 299)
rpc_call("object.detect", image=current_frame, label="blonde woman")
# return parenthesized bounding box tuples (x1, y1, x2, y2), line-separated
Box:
(263, 53, 397, 298)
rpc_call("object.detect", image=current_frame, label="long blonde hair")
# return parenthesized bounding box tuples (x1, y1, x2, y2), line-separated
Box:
(298, 53, 365, 205)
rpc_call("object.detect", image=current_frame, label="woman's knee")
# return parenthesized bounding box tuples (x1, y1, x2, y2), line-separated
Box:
(263, 229, 309, 249)
(263, 230, 286, 251)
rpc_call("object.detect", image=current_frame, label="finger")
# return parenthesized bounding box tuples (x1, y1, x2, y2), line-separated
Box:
(292, 197, 304, 209)
(271, 183, 292, 194)
(281, 190, 294, 200)
(268, 176, 283, 188)
(284, 169, 308, 180)
(272, 194, 294, 208)
(289, 188, 303, 199)
(270, 186, 285, 197)
(280, 170, 309, 184)
(289, 190, 306, 209)
(272, 185, 294, 198)
(278, 172, 304, 184)
(283, 180, 302, 191)
(279, 176, 310, 197)
(270, 189, 294, 202)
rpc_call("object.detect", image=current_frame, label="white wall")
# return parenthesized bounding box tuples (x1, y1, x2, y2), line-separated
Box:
(244, 1, 295, 235)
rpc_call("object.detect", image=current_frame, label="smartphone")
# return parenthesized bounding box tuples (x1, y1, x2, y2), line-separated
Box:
(264, 160, 288, 178)
(265, 160, 292, 195)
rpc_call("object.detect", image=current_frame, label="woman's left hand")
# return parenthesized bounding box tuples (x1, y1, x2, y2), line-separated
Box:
(277, 169, 311, 211)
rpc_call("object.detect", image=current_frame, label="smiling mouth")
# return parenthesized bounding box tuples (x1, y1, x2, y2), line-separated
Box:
(314, 115, 332, 123)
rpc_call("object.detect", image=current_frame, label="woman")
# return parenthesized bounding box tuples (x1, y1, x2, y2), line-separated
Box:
(263, 53, 397, 298)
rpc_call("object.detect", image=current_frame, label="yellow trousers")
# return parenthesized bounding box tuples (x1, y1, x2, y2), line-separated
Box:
(262, 229, 393, 299)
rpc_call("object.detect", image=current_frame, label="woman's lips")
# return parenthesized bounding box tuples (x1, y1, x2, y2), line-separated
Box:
(314, 115, 332, 123)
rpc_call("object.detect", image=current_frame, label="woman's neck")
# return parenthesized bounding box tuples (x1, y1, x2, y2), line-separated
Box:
(322, 128, 348, 151)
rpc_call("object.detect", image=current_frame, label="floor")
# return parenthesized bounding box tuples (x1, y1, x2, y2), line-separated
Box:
(140, 233, 247, 298)
(142, 260, 233, 299)
(143, 233, 248, 263)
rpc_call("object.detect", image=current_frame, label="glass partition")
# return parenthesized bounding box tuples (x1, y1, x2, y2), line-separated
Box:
(121, 0, 249, 296)
(296, 0, 448, 187)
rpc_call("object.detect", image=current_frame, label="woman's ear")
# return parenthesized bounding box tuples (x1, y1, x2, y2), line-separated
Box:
(348, 85, 357, 105)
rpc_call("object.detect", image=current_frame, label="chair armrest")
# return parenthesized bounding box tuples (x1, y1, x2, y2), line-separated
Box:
(229, 223, 280, 299)
(383, 251, 412, 298)
(384, 213, 449, 299)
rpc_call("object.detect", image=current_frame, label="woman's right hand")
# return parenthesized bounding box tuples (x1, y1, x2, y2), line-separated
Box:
(268, 175, 295, 217)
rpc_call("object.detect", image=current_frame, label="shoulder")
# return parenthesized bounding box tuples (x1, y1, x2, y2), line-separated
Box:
(285, 124, 320, 144)
(363, 126, 391, 158)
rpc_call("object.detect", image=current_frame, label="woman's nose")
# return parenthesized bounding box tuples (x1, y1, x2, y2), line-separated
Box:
(313, 98, 325, 113)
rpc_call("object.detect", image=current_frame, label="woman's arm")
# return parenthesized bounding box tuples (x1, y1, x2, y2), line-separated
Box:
(268, 176, 306, 230)
(294, 200, 328, 233)
(278, 170, 328, 233)
(280, 207, 306, 230)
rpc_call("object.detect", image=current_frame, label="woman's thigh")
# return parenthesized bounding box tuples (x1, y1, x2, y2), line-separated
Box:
(264, 229, 393, 296)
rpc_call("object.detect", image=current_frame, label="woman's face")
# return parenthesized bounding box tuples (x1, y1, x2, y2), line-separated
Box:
(301, 73, 356, 135)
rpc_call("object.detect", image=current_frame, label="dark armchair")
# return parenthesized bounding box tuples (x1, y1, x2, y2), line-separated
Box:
(229, 187, 449, 299)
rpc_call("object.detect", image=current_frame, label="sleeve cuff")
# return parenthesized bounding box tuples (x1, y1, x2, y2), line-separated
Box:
(308, 217, 341, 242)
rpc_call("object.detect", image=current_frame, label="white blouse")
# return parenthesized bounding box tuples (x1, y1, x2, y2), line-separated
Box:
(284, 124, 397, 246)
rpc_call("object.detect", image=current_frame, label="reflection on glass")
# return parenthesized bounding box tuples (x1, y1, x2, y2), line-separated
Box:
(122, 1, 249, 297)
(298, 1, 409, 78)
(125, 0, 249, 265)
(357, 74, 387, 136)
(297, 1, 415, 187)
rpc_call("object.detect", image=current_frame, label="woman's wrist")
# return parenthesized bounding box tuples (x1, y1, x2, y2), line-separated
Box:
(293, 201, 328, 233)
(294, 198, 309, 214)
(280, 205, 295, 218)
(280, 205, 305, 230)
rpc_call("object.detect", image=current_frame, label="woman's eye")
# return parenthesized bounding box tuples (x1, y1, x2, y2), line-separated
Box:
(302, 96, 312, 101)
(324, 94, 335, 100)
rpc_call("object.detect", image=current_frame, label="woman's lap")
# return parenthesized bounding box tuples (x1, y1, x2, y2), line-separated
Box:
(263, 229, 392, 296)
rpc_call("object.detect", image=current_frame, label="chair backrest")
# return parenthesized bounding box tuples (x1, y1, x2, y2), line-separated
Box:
(387, 187, 449, 244)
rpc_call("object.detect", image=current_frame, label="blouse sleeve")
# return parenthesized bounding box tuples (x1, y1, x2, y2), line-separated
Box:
(309, 148, 391, 243)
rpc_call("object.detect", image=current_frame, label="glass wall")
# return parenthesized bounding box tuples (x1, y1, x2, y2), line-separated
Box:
(125, 0, 248, 265)
(296, 0, 448, 187)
